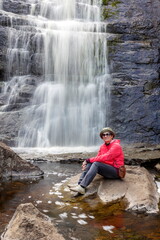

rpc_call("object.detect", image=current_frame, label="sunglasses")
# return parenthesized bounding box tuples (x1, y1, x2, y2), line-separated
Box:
(102, 133, 111, 137)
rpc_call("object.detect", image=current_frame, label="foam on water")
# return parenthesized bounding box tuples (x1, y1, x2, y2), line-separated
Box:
(12, 146, 99, 157)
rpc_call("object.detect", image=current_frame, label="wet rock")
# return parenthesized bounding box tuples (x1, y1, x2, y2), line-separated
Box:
(1, 203, 64, 240)
(0, 26, 7, 81)
(2, 0, 31, 15)
(67, 166, 159, 214)
(0, 111, 23, 146)
(0, 11, 29, 28)
(30, 53, 44, 75)
(0, 75, 44, 145)
(0, 142, 43, 179)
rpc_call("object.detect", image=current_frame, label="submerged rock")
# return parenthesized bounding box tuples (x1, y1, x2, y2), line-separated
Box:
(1, 203, 64, 240)
(67, 166, 159, 214)
(0, 142, 43, 179)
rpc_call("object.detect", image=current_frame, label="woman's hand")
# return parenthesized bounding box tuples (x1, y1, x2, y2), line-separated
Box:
(82, 160, 87, 171)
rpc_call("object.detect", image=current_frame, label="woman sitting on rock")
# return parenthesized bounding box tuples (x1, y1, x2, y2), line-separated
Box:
(69, 127, 125, 195)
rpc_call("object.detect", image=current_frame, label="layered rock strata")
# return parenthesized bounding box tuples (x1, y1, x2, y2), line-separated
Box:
(104, 0, 160, 143)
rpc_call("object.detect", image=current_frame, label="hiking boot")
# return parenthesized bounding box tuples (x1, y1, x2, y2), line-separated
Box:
(67, 183, 78, 188)
(70, 185, 85, 195)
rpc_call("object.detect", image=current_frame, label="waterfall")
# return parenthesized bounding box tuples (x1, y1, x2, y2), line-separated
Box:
(2, 0, 111, 147)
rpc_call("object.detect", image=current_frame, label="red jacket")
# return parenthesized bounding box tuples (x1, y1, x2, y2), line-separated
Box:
(89, 139, 124, 168)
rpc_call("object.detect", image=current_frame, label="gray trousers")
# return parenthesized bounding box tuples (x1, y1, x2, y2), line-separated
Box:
(78, 162, 119, 188)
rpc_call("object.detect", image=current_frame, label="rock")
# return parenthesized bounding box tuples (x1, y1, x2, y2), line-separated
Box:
(0, 75, 44, 146)
(0, 111, 23, 146)
(105, 0, 160, 144)
(67, 166, 159, 214)
(155, 163, 160, 173)
(1, 203, 64, 240)
(30, 53, 44, 75)
(0, 27, 7, 81)
(99, 166, 159, 213)
(0, 142, 43, 179)
(122, 144, 160, 167)
(2, 0, 31, 15)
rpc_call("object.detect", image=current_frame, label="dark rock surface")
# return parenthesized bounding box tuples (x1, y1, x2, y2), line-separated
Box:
(2, 0, 31, 15)
(0, 142, 43, 179)
(0, 26, 7, 81)
(105, 0, 160, 143)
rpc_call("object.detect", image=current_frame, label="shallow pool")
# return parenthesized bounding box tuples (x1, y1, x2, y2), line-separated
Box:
(0, 161, 160, 240)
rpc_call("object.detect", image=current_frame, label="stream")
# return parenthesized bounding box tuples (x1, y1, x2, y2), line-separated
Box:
(0, 158, 160, 240)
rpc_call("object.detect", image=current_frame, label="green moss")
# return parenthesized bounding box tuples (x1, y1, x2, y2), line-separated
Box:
(102, 0, 121, 7)
(102, 8, 117, 19)
(102, 0, 110, 5)
(111, 0, 121, 7)
(101, 0, 121, 20)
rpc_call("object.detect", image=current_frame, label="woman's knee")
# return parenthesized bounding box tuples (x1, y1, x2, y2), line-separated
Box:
(92, 162, 101, 168)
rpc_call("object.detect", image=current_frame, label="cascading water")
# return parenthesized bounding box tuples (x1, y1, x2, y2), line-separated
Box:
(2, 0, 111, 147)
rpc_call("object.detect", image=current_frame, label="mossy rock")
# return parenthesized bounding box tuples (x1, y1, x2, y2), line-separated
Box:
(102, 0, 121, 6)
(101, 0, 121, 20)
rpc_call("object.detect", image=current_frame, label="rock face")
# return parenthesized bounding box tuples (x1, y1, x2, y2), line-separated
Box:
(104, 0, 160, 143)
(68, 166, 159, 214)
(1, 203, 65, 240)
(0, 142, 43, 179)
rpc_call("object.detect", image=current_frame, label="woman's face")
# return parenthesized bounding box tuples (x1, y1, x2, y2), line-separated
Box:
(102, 132, 113, 144)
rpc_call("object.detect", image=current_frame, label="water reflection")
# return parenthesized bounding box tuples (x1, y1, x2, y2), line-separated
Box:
(0, 162, 160, 240)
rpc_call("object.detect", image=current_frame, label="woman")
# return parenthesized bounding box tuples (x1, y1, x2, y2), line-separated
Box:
(69, 127, 124, 195)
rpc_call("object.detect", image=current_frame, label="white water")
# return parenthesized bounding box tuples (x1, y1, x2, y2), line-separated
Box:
(156, 181, 160, 194)
(1, 0, 111, 147)
(13, 145, 99, 158)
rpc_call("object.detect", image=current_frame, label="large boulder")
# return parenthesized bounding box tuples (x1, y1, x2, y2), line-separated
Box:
(1, 203, 64, 240)
(0, 142, 43, 179)
(67, 166, 159, 214)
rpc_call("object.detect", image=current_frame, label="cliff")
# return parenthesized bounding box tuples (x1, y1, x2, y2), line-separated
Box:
(104, 0, 160, 143)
